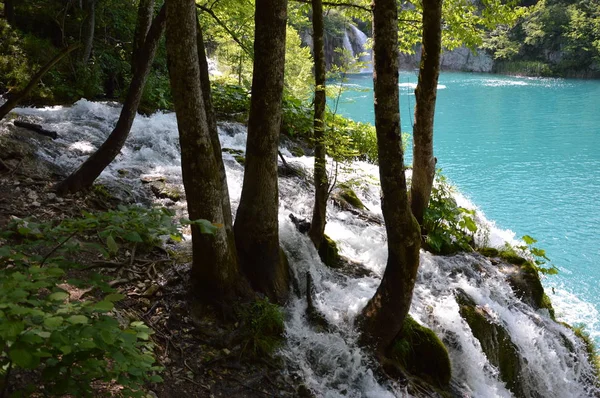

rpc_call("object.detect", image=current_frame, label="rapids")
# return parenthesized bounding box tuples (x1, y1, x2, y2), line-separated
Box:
(4, 99, 599, 397)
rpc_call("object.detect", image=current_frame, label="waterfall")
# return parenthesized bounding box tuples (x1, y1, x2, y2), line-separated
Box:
(6, 99, 599, 397)
(347, 24, 372, 73)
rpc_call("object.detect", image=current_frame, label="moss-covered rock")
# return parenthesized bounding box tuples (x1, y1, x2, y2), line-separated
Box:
(507, 262, 555, 318)
(318, 234, 341, 268)
(478, 247, 499, 257)
(456, 289, 525, 397)
(389, 315, 452, 390)
(333, 184, 366, 211)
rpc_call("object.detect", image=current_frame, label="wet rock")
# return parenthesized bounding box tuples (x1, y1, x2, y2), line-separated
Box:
(389, 315, 452, 391)
(332, 183, 366, 211)
(455, 289, 525, 397)
(289, 213, 310, 234)
(318, 234, 340, 268)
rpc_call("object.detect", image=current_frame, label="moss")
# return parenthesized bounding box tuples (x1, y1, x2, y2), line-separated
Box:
(390, 315, 452, 390)
(478, 247, 500, 257)
(290, 146, 305, 157)
(508, 262, 555, 319)
(318, 234, 340, 268)
(233, 155, 246, 166)
(238, 298, 285, 358)
(149, 181, 182, 202)
(336, 184, 365, 210)
(499, 251, 528, 265)
(456, 289, 525, 397)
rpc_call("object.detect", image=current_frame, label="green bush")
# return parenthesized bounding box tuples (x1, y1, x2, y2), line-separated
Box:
(423, 172, 478, 254)
(238, 298, 285, 357)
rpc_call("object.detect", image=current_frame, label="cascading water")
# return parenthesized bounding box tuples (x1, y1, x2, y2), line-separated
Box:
(4, 99, 599, 397)
(347, 25, 372, 73)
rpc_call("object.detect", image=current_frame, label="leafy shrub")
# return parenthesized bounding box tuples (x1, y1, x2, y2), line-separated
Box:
(423, 173, 478, 254)
(499, 235, 558, 275)
(211, 81, 250, 116)
(238, 298, 285, 357)
(0, 263, 161, 397)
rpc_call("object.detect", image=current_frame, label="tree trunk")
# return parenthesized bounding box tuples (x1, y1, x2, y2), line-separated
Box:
(55, 6, 166, 195)
(81, 0, 96, 64)
(166, 0, 242, 305)
(233, 0, 289, 303)
(308, 0, 328, 249)
(410, 0, 443, 226)
(0, 44, 80, 121)
(358, 0, 421, 354)
(132, 0, 155, 74)
(4, 0, 14, 24)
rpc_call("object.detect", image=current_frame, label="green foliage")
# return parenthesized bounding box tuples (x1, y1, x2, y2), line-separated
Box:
(572, 324, 600, 378)
(0, 263, 161, 397)
(211, 80, 251, 116)
(485, 0, 600, 76)
(423, 172, 478, 254)
(238, 298, 285, 357)
(507, 235, 559, 275)
(0, 206, 193, 396)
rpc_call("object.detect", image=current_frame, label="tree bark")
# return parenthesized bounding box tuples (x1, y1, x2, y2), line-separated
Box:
(308, 0, 329, 250)
(81, 0, 96, 64)
(196, 18, 234, 232)
(4, 0, 14, 24)
(0, 43, 80, 121)
(132, 0, 155, 74)
(233, 0, 289, 303)
(410, 0, 442, 226)
(165, 0, 242, 305)
(55, 6, 166, 195)
(358, 0, 421, 354)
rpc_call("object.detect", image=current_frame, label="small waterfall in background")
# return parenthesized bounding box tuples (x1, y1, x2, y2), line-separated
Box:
(347, 24, 372, 73)
(4, 100, 600, 397)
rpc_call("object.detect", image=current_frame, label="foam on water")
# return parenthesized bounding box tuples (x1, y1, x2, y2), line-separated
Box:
(7, 101, 599, 397)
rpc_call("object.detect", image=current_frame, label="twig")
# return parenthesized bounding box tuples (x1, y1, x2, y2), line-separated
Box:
(80, 260, 125, 271)
(129, 243, 137, 267)
(226, 375, 274, 397)
(40, 230, 78, 266)
(290, 0, 371, 12)
(8, 159, 24, 177)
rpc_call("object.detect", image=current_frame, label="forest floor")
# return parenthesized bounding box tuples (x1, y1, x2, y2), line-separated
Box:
(0, 121, 304, 397)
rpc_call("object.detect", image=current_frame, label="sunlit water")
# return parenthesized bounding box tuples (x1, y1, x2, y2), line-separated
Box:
(4, 95, 598, 397)
(334, 72, 600, 343)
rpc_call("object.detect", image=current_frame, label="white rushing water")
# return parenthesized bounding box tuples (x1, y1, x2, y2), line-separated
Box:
(4, 100, 599, 397)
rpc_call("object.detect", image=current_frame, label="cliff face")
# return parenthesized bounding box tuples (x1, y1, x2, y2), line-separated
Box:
(400, 46, 494, 72)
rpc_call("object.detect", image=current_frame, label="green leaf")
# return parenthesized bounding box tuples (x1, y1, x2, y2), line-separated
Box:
(48, 292, 69, 301)
(195, 219, 220, 235)
(104, 293, 125, 302)
(67, 315, 89, 324)
(44, 316, 64, 329)
(123, 231, 143, 243)
(522, 235, 537, 245)
(106, 235, 119, 254)
(93, 301, 114, 312)
(9, 346, 34, 368)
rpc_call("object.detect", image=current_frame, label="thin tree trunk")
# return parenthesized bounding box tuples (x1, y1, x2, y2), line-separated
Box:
(308, 0, 328, 249)
(196, 18, 235, 236)
(358, 0, 421, 354)
(132, 0, 155, 74)
(4, 0, 14, 24)
(166, 0, 242, 305)
(410, 0, 442, 226)
(0, 43, 80, 121)
(81, 0, 96, 64)
(234, 0, 289, 303)
(55, 6, 166, 195)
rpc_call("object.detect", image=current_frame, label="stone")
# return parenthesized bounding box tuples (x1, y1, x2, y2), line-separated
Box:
(456, 289, 526, 397)
(390, 315, 452, 390)
(318, 235, 340, 268)
(332, 184, 366, 211)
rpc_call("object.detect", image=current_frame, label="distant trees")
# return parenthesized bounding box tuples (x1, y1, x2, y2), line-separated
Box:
(55, 4, 166, 195)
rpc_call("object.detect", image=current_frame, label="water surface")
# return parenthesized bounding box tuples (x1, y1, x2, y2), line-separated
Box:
(334, 72, 600, 339)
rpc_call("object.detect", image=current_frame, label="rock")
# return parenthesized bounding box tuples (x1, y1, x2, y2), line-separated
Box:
(289, 213, 310, 234)
(31, 201, 40, 207)
(332, 184, 366, 211)
(389, 315, 452, 390)
(455, 289, 526, 397)
(118, 169, 129, 176)
(318, 235, 340, 268)
(507, 262, 555, 318)
(140, 175, 166, 183)
(148, 181, 182, 202)
(46, 192, 56, 200)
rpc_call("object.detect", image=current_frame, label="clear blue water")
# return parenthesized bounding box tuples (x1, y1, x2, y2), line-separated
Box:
(334, 72, 600, 339)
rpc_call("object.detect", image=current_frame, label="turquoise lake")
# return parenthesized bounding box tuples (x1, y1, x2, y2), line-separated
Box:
(334, 72, 600, 340)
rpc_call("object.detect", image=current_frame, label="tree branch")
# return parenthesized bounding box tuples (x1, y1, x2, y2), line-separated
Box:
(291, 0, 371, 12)
(195, 4, 253, 57)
